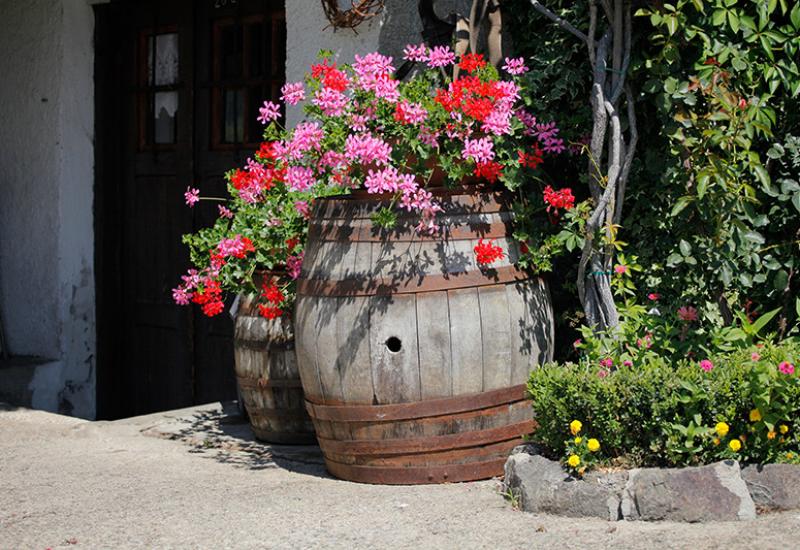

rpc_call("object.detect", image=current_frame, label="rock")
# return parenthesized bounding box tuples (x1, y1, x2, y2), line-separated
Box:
(621, 461, 756, 522)
(741, 464, 800, 511)
(504, 452, 623, 520)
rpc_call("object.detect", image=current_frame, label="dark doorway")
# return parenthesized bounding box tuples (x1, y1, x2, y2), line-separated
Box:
(95, 0, 286, 419)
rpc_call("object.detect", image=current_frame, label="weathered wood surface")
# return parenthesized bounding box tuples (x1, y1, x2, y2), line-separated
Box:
(234, 295, 315, 445)
(294, 186, 554, 483)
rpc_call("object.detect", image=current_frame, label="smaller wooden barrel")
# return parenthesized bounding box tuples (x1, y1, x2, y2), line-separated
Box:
(234, 295, 315, 444)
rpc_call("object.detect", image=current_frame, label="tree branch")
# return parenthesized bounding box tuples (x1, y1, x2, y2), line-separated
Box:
(529, 0, 588, 43)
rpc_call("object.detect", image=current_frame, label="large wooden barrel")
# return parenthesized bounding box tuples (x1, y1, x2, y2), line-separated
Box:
(294, 186, 554, 483)
(234, 295, 316, 444)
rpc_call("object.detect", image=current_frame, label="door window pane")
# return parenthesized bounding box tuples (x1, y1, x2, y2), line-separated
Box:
(148, 33, 179, 86)
(154, 91, 178, 144)
(223, 89, 244, 143)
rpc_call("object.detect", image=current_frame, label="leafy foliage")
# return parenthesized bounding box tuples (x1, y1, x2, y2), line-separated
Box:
(528, 339, 800, 467)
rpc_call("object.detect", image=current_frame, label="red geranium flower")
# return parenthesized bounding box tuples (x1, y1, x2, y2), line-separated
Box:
(543, 185, 575, 213)
(258, 304, 283, 319)
(474, 161, 503, 183)
(458, 53, 487, 73)
(474, 239, 505, 266)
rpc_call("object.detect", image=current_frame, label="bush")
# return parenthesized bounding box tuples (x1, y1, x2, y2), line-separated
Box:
(527, 339, 800, 470)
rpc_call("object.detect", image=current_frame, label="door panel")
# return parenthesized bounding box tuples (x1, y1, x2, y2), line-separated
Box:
(96, 0, 285, 418)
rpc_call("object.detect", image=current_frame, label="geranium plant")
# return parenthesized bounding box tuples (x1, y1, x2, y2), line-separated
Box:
(174, 45, 584, 319)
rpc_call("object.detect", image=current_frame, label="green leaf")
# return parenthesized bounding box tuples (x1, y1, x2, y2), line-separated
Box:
(667, 253, 683, 266)
(712, 9, 726, 26)
(743, 230, 765, 245)
(795, 297, 800, 318)
(774, 269, 789, 291)
(671, 196, 693, 217)
(665, 15, 679, 36)
(727, 10, 740, 32)
(792, 2, 800, 28)
(751, 308, 782, 334)
(792, 193, 800, 213)
(679, 239, 692, 256)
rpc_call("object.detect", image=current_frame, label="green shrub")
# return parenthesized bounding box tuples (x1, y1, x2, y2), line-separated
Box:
(527, 339, 800, 469)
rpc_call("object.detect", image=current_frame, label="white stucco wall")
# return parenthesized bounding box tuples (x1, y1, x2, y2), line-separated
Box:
(285, 0, 422, 126)
(0, 0, 97, 418)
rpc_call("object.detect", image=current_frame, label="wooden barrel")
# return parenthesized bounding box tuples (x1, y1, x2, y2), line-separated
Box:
(234, 295, 316, 445)
(294, 186, 554, 483)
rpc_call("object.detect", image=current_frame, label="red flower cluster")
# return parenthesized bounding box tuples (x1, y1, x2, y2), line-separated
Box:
(543, 185, 575, 213)
(434, 75, 509, 123)
(258, 281, 285, 319)
(311, 60, 348, 91)
(458, 53, 487, 73)
(255, 141, 276, 161)
(285, 236, 300, 253)
(193, 279, 224, 317)
(474, 239, 505, 266)
(518, 147, 543, 169)
(474, 161, 503, 183)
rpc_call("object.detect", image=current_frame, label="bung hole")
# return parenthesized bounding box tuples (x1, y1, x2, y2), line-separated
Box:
(386, 336, 402, 353)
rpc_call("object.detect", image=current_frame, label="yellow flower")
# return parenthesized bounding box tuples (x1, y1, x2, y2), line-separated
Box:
(570, 420, 583, 436)
(713, 437, 721, 446)
(767, 431, 777, 440)
(574, 437, 583, 444)
(729, 439, 742, 452)
(715, 422, 729, 437)
(779, 424, 789, 434)
(587, 438, 601, 453)
(787, 452, 795, 460)
(568, 454, 581, 468)
(749, 409, 762, 422)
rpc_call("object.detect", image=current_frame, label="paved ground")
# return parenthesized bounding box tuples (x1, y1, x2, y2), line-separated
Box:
(2, 403, 799, 550)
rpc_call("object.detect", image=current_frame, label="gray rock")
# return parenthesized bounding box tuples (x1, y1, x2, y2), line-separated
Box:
(504, 452, 623, 520)
(621, 460, 756, 522)
(742, 464, 800, 511)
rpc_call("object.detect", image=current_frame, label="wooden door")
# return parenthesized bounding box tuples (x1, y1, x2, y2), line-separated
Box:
(95, 0, 285, 419)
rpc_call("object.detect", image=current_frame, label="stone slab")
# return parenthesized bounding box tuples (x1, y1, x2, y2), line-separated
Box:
(742, 464, 800, 512)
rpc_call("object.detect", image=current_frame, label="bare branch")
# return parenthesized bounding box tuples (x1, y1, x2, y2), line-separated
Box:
(529, 0, 588, 43)
(613, 84, 638, 226)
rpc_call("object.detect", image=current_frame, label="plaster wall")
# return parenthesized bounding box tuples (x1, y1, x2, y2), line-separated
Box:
(285, 0, 422, 126)
(0, 0, 97, 418)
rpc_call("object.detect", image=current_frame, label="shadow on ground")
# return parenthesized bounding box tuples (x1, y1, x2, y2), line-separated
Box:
(140, 402, 331, 479)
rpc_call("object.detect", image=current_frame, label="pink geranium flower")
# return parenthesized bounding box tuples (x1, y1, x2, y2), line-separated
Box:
(699, 359, 714, 372)
(403, 43, 428, 62)
(600, 358, 613, 368)
(614, 265, 627, 275)
(427, 45, 456, 68)
(280, 82, 305, 105)
(647, 293, 661, 301)
(184, 186, 200, 207)
(677, 306, 698, 322)
(257, 101, 281, 124)
(751, 352, 761, 361)
(463, 137, 495, 163)
(502, 57, 529, 75)
(218, 205, 234, 219)
(779, 361, 795, 375)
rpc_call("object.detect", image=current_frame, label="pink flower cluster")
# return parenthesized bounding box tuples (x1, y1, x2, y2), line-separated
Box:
(345, 133, 393, 166)
(427, 45, 456, 68)
(313, 87, 348, 116)
(257, 101, 281, 124)
(353, 53, 400, 102)
(286, 252, 304, 280)
(779, 361, 795, 375)
(502, 57, 529, 75)
(462, 137, 495, 163)
(394, 100, 427, 125)
(286, 166, 316, 192)
(280, 82, 305, 106)
(402, 43, 429, 62)
(184, 186, 200, 207)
